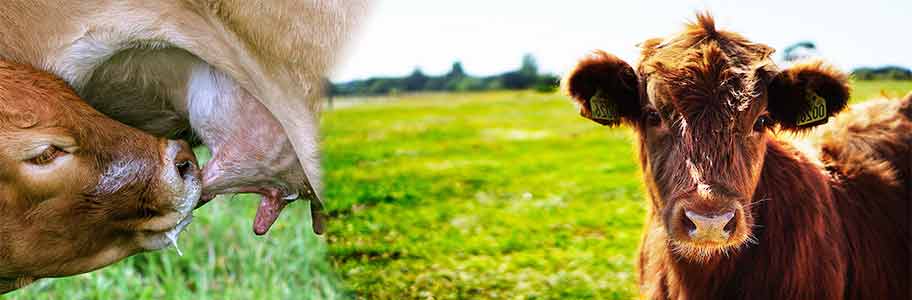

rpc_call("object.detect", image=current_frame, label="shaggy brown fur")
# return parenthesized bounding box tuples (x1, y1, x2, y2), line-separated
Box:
(563, 12, 910, 299)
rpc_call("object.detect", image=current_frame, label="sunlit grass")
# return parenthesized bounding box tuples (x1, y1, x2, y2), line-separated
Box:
(8, 80, 910, 299)
(849, 79, 911, 103)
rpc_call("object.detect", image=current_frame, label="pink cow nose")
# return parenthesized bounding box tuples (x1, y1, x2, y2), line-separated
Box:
(683, 210, 736, 243)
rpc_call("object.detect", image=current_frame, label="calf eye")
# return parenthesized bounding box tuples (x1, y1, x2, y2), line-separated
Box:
(754, 115, 772, 132)
(29, 146, 65, 165)
(646, 110, 662, 127)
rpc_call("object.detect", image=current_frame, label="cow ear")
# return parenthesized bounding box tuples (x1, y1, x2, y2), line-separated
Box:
(562, 50, 641, 126)
(767, 60, 850, 131)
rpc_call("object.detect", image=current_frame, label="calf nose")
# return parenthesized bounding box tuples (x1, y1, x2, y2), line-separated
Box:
(167, 140, 199, 180)
(160, 139, 201, 215)
(683, 210, 736, 243)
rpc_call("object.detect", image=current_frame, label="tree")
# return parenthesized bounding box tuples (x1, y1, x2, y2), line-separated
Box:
(441, 61, 468, 91)
(403, 68, 429, 91)
(852, 66, 912, 80)
(328, 53, 568, 95)
(534, 74, 560, 93)
(499, 54, 540, 90)
(519, 53, 538, 77)
(783, 41, 817, 63)
(446, 61, 466, 79)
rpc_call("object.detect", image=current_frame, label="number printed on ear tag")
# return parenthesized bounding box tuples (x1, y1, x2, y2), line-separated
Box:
(796, 90, 827, 126)
(589, 90, 619, 122)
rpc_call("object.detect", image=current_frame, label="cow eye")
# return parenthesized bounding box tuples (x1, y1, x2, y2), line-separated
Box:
(646, 110, 662, 127)
(754, 115, 772, 132)
(28, 146, 65, 165)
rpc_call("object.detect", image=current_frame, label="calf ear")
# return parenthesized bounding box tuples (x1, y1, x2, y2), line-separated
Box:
(767, 60, 850, 130)
(562, 50, 641, 126)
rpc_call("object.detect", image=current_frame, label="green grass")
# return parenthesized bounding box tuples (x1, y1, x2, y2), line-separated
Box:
(7, 80, 910, 299)
(848, 79, 911, 103)
(322, 91, 644, 299)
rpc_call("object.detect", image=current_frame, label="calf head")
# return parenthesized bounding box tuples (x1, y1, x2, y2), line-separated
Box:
(0, 60, 200, 291)
(564, 13, 849, 260)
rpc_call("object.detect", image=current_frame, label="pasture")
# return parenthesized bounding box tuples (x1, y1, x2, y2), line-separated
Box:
(8, 80, 911, 299)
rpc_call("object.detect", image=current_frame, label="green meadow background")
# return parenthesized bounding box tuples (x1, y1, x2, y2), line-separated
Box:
(7, 80, 911, 299)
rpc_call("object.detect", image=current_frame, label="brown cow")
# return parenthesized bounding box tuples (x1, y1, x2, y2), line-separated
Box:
(563, 13, 910, 299)
(0, 60, 201, 294)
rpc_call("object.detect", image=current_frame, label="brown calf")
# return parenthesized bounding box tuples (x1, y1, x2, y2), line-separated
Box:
(564, 13, 910, 299)
(0, 60, 201, 293)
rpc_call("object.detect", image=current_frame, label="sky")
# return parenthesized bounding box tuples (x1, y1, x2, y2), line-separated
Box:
(330, 0, 909, 82)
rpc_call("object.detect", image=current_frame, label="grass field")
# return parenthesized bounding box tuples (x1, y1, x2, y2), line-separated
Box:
(8, 80, 911, 299)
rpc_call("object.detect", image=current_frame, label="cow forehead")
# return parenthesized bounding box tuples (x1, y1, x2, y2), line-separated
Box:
(646, 48, 776, 125)
(0, 63, 87, 129)
(0, 96, 77, 132)
(638, 14, 776, 120)
(0, 105, 39, 129)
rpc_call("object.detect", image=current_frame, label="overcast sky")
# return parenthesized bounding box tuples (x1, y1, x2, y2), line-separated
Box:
(330, 0, 908, 82)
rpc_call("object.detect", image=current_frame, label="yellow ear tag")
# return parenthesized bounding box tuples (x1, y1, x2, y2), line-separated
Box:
(796, 90, 827, 126)
(589, 89, 619, 122)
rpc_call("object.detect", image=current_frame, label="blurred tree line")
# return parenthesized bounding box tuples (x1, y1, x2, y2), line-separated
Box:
(782, 41, 911, 81)
(330, 54, 560, 96)
(852, 66, 912, 80)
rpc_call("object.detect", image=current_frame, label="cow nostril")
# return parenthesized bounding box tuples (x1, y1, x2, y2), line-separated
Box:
(723, 213, 737, 234)
(176, 160, 195, 179)
(166, 139, 198, 181)
(682, 211, 697, 233)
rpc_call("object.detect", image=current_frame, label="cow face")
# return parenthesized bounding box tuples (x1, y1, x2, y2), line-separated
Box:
(563, 14, 849, 261)
(0, 60, 201, 289)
